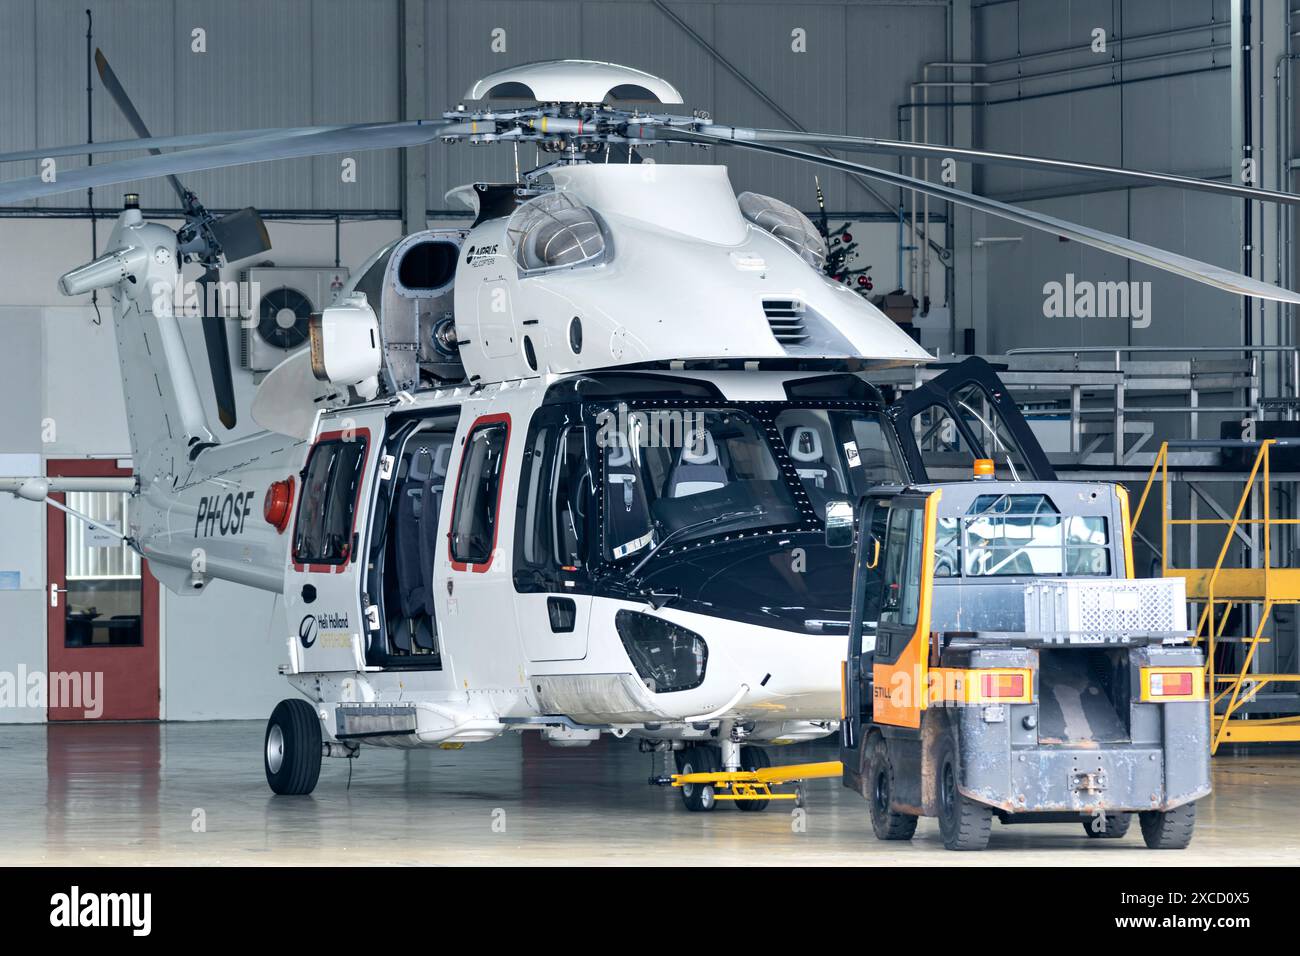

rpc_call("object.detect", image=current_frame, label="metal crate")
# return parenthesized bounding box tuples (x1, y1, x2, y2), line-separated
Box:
(1022, 577, 1189, 644)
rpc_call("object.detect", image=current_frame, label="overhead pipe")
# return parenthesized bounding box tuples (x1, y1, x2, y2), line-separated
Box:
(917, 64, 986, 312)
(982, 20, 1230, 71)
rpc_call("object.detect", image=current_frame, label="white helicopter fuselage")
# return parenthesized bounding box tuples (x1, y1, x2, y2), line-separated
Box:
(74, 160, 930, 753)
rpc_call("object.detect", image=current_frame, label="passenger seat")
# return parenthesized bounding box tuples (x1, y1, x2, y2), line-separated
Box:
(666, 429, 728, 498)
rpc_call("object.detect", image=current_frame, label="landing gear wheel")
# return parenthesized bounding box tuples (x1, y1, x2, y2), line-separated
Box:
(676, 745, 719, 812)
(735, 745, 771, 812)
(1139, 802, 1196, 849)
(265, 698, 323, 795)
(935, 735, 991, 850)
(1083, 812, 1132, 839)
(867, 735, 918, 840)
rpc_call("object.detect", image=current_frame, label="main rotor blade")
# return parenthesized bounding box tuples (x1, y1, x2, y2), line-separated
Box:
(692, 126, 1300, 208)
(0, 120, 461, 206)
(95, 48, 187, 202)
(0, 126, 341, 166)
(673, 133, 1300, 306)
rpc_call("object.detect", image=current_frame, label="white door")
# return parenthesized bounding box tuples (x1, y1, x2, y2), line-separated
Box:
(283, 420, 382, 674)
(513, 412, 593, 662)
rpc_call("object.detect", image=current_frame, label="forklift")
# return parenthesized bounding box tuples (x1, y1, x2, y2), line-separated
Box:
(839, 464, 1211, 850)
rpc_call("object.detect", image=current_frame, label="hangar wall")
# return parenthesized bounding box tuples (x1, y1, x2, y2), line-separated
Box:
(970, 0, 1261, 356)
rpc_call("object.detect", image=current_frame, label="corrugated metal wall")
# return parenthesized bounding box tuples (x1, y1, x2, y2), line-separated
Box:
(973, 0, 1240, 352)
(0, 0, 949, 215)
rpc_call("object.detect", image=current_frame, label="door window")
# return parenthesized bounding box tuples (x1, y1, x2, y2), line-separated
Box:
(517, 418, 592, 578)
(64, 491, 142, 647)
(879, 506, 924, 627)
(451, 419, 509, 566)
(293, 436, 369, 565)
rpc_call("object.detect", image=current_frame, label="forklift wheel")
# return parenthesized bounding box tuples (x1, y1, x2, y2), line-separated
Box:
(1138, 802, 1196, 850)
(867, 736, 917, 840)
(1082, 812, 1131, 839)
(265, 698, 322, 796)
(735, 745, 771, 812)
(935, 736, 991, 850)
(677, 746, 719, 812)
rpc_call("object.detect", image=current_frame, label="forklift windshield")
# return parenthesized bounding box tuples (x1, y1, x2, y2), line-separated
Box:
(935, 493, 1111, 578)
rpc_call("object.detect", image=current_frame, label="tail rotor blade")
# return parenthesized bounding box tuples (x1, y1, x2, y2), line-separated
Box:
(209, 207, 271, 263)
(95, 48, 187, 203)
(199, 268, 238, 430)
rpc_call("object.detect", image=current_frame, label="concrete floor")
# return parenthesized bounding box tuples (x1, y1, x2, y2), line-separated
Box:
(2, 721, 1297, 865)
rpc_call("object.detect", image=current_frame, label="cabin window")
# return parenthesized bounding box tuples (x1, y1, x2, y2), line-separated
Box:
(293, 436, 369, 565)
(551, 426, 589, 568)
(450, 419, 509, 565)
(516, 417, 591, 580)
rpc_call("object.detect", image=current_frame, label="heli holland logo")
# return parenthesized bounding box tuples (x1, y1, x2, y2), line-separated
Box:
(298, 612, 350, 649)
(298, 614, 318, 649)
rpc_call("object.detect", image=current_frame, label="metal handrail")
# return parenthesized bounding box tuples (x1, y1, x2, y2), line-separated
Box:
(1133, 440, 1300, 752)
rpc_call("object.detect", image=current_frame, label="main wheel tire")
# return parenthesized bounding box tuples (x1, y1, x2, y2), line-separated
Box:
(1139, 802, 1196, 850)
(735, 745, 771, 813)
(867, 735, 918, 840)
(935, 735, 992, 851)
(676, 745, 719, 812)
(265, 698, 323, 795)
(1082, 812, 1132, 839)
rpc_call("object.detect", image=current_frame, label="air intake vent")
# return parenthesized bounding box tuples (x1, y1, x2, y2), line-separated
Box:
(763, 299, 809, 345)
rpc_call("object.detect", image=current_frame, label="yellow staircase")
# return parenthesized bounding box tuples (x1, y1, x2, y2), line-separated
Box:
(1133, 441, 1300, 752)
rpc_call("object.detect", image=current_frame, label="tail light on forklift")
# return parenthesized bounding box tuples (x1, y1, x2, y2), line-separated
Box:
(1141, 667, 1204, 702)
(932, 667, 1033, 704)
(263, 477, 295, 533)
(978, 671, 1027, 701)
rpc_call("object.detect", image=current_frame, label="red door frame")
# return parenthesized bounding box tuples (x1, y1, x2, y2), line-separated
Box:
(46, 459, 160, 721)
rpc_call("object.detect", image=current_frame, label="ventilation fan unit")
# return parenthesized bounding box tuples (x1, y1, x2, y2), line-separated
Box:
(240, 266, 349, 373)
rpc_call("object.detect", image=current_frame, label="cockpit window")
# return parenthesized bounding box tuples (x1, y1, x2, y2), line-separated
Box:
(598, 408, 801, 561)
(775, 408, 905, 518)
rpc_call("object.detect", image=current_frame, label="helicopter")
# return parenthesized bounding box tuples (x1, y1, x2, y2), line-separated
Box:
(4, 58, 1299, 807)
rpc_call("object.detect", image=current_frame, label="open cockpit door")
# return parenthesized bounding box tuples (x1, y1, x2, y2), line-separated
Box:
(888, 357, 1055, 482)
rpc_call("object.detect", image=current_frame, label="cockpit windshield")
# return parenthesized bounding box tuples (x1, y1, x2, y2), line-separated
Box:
(594, 402, 905, 564)
(774, 408, 905, 512)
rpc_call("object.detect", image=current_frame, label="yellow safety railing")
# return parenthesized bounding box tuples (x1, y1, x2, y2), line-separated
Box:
(1132, 441, 1300, 752)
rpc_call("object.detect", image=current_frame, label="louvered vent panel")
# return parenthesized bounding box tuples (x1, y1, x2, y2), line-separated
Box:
(763, 299, 809, 344)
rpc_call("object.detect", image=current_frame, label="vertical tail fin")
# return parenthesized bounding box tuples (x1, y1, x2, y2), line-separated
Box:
(59, 202, 214, 476)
